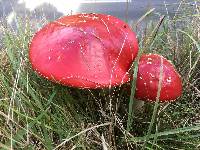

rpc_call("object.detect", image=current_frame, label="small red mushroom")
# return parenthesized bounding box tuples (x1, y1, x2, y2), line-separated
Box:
(29, 13, 138, 88)
(135, 54, 182, 102)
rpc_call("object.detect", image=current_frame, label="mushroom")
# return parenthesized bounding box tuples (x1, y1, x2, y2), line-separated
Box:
(29, 13, 138, 88)
(134, 54, 182, 102)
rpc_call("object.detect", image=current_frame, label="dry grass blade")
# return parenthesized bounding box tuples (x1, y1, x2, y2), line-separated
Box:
(0, 1, 200, 149)
(177, 29, 200, 79)
(101, 134, 109, 150)
(147, 15, 165, 46)
(54, 122, 111, 149)
(134, 8, 155, 29)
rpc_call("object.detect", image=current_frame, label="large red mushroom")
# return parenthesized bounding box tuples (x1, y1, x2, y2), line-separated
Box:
(135, 54, 182, 102)
(29, 13, 138, 88)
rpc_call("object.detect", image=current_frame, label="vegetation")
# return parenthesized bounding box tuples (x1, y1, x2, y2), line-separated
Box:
(0, 1, 199, 149)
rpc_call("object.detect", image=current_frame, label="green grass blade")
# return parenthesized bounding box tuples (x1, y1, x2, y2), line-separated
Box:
(130, 125, 200, 142)
(126, 54, 140, 132)
(142, 57, 163, 149)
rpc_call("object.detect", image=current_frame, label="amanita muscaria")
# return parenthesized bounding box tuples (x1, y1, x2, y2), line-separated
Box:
(134, 54, 182, 102)
(29, 13, 138, 88)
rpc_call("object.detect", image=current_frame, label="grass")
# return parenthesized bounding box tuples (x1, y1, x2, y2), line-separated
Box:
(0, 1, 200, 149)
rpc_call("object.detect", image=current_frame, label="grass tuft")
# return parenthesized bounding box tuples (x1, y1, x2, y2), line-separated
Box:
(0, 1, 200, 149)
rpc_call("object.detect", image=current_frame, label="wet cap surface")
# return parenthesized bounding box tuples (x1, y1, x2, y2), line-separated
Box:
(29, 13, 138, 88)
(135, 54, 182, 102)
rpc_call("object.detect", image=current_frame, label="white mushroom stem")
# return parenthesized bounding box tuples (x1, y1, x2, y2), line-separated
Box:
(133, 99, 144, 111)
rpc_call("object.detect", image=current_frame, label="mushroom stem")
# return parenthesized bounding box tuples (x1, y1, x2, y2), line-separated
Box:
(133, 99, 144, 111)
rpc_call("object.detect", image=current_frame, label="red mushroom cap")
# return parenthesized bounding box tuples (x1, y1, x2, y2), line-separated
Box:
(29, 13, 138, 88)
(135, 54, 182, 102)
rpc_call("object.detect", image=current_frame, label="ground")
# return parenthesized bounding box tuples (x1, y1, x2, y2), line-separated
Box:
(0, 1, 200, 149)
